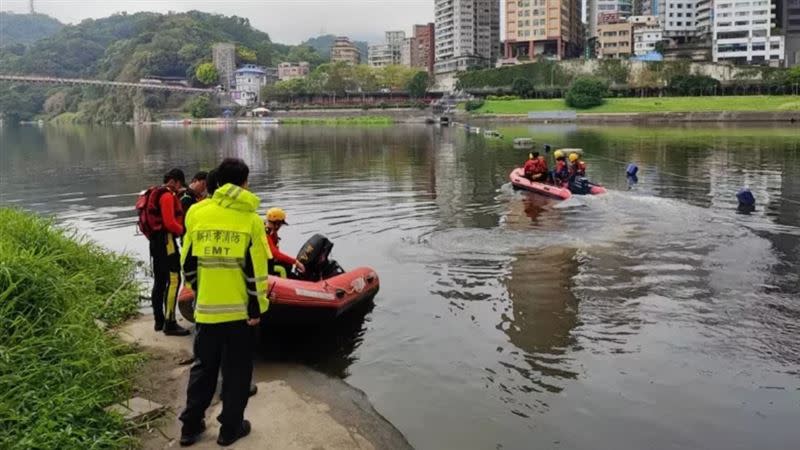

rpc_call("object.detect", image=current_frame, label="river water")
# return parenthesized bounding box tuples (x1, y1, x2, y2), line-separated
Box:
(1, 123, 799, 449)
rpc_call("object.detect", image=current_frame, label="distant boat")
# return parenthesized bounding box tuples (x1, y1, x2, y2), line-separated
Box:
(513, 137, 534, 149)
(484, 130, 503, 139)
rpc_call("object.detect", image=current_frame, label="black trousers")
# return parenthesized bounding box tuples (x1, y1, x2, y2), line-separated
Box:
(149, 232, 181, 324)
(179, 320, 254, 436)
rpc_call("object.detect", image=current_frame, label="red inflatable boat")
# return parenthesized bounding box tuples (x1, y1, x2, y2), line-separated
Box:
(178, 234, 379, 325)
(178, 268, 379, 325)
(509, 167, 606, 200)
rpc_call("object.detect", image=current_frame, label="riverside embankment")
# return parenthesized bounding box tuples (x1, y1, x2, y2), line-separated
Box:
(0, 208, 409, 450)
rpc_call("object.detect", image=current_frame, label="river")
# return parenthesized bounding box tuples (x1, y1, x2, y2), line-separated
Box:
(1, 123, 799, 450)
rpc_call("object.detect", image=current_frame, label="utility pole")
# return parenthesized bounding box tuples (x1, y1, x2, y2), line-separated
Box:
(29, 0, 35, 14)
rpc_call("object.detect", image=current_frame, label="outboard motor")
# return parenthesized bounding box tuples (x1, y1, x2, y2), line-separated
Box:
(736, 187, 756, 214)
(626, 163, 639, 189)
(569, 176, 591, 195)
(295, 234, 344, 281)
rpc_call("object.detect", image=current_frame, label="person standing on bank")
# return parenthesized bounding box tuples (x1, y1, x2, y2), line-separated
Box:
(149, 168, 191, 336)
(178, 158, 270, 447)
(180, 171, 208, 212)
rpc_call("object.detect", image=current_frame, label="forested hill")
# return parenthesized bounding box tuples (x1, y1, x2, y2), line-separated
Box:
(0, 11, 278, 81)
(0, 11, 333, 122)
(0, 12, 63, 46)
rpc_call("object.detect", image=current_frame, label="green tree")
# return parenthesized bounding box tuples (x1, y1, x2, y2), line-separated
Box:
(237, 46, 257, 64)
(187, 95, 216, 118)
(378, 65, 418, 90)
(407, 71, 429, 98)
(565, 77, 607, 109)
(195, 62, 219, 86)
(511, 77, 535, 98)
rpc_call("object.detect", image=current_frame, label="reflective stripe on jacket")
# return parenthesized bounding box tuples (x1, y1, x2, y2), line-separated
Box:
(181, 183, 272, 324)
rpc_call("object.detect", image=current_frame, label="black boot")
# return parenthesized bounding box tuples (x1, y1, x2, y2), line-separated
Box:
(163, 321, 191, 336)
(217, 420, 251, 446)
(179, 420, 206, 447)
(154, 319, 164, 332)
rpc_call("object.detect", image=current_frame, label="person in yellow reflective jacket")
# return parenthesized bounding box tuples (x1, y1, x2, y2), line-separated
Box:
(178, 158, 270, 447)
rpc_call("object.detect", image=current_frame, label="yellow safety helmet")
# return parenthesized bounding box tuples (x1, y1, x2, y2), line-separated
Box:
(568, 153, 579, 162)
(266, 207, 288, 224)
(553, 150, 564, 159)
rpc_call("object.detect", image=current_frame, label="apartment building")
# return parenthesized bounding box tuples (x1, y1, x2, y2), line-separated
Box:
(413, 23, 436, 73)
(434, 0, 500, 74)
(712, 0, 784, 65)
(503, 0, 583, 61)
(277, 62, 310, 80)
(782, 0, 800, 66)
(331, 36, 361, 65)
(588, 0, 634, 37)
(630, 15, 663, 55)
(597, 20, 633, 58)
(369, 31, 406, 67)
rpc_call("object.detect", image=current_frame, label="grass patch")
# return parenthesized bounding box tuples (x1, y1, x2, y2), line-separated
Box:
(0, 208, 142, 449)
(280, 115, 394, 125)
(473, 96, 800, 115)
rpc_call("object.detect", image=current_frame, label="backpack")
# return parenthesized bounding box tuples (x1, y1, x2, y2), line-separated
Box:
(135, 186, 168, 239)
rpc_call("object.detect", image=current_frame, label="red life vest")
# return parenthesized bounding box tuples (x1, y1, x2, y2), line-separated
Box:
(574, 161, 587, 176)
(555, 160, 569, 179)
(136, 186, 183, 239)
(523, 159, 537, 175)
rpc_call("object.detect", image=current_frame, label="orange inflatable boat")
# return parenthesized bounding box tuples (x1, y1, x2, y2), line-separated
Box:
(177, 234, 379, 325)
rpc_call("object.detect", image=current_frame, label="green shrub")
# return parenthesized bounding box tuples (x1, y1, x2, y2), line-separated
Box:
(0, 208, 142, 449)
(464, 99, 485, 111)
(486, 95, 521, 101)
(565, 77, 608, 109)
(511, 77, 535, 98)
(667, 75, 721, 95)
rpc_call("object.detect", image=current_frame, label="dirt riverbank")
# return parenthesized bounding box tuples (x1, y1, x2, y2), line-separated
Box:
(116, 316, 411, 450)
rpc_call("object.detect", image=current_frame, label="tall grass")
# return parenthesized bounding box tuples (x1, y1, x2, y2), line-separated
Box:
(0, 208, 142, 449)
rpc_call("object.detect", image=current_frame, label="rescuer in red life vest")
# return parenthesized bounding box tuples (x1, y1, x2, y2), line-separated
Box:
(569, 152, 587, 178)
(148, 168, 190, 336)
(552, 150, 569, 184)
(523, 152, 548, 182)
(265, 208, 305, 278)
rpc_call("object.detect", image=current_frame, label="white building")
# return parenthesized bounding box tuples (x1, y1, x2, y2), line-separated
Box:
(368, 43, 394, 67)
(630, 15, 663, 55)
(660, 0, 701, 39)
(434, 0, 500, 75)
(712, 0, 784, 65)
(400, 37, 413, 66)
(233, 65, 268, 106)
(368, 31, 406, 67)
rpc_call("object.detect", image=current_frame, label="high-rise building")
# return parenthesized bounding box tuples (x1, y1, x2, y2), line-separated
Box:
(588, 0, 634, 37)
(783, 0, 800, 66)
(331, 36, 361, 64)
(434, 0, 500, 74)
(504, 0, 583, 60)
(369, 31, 406, 67)
(212, 43, 236, 90)
(712, 0, 784, 65)
(413, 23, 436, 73)
(636, 0, 659, 15)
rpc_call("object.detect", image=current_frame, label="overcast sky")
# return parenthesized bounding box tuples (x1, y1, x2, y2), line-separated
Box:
(1, 0, 437, 44)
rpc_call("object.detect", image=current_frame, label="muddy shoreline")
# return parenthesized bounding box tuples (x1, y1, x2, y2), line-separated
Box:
(117, 315, 411, 450)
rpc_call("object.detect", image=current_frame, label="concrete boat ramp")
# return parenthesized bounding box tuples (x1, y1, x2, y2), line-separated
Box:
(117, 316, 411, 449)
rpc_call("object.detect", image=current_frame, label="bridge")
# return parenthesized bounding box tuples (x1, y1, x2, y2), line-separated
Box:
(0, 74, 215, 93)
